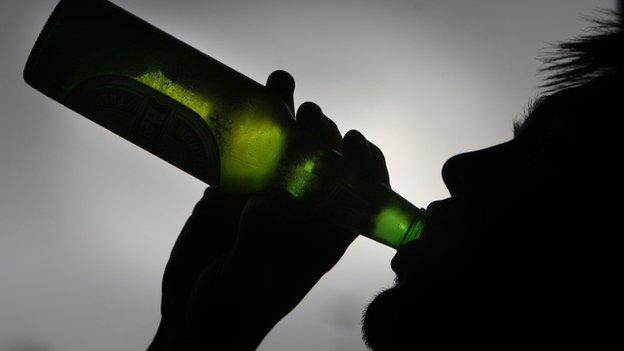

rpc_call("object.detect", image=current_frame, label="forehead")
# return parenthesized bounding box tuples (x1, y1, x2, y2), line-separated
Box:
(515, 91, 577, 141)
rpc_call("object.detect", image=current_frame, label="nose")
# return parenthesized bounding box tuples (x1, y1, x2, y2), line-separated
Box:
(441, 140, 515, 198)
(391, 141, 517, 281)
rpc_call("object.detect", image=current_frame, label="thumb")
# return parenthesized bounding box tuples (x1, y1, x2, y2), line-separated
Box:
(235, 188, 302, 250)
(234, 188, 357, 279)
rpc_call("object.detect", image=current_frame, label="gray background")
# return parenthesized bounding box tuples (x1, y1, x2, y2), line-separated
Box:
(1, 0, 615, 350)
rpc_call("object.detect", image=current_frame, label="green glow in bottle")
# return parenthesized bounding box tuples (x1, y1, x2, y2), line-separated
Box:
(24, 0, 426, 249)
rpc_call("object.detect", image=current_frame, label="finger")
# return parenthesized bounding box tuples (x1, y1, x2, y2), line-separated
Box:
(296, 101, 342, 151)
(343, 129, 369, 164)
(266, 70, 295, 115)
(367, 141, 390, 186)
(238, 188, 356, 261)
(342, 130, 370, 182)
(319, 112, 342, 152)
(235, 188, 356, 284)
(343, 130, 390, 186)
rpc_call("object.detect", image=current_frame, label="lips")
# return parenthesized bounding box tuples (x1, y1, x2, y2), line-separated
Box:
(390, 197, 468, 285)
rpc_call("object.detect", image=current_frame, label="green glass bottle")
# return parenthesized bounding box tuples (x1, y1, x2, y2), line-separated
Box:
(24, 0, 426, 249)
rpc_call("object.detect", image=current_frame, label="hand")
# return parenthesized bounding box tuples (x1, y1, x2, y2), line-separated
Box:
(149, 70, 390, 350)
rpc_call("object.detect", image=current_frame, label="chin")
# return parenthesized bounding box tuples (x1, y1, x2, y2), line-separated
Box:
(362, 285, 409, 351)
(362, 280, 480, 349)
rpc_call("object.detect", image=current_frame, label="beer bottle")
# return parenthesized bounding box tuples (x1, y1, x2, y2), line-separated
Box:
(24, 0, 426, 248)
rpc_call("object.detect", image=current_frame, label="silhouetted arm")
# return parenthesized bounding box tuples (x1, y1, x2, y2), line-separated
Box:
(149, 71, 390, 350)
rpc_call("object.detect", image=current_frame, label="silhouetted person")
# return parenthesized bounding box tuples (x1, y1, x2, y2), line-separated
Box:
(148, 9, 622, 350)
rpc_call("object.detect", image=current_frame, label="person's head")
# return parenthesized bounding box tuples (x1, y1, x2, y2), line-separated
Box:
(362, 9, 622, 349)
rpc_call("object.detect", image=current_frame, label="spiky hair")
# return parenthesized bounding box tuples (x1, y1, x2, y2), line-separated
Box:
(539, 9, 623, 92)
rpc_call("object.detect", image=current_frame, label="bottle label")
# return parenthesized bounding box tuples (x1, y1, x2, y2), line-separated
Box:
(64, 75, 220, 185)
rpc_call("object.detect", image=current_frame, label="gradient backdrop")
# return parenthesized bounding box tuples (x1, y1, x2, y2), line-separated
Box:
(0, 0, 615, 350)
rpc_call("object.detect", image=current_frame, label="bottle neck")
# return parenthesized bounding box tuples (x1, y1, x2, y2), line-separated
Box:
(275, 146, 427, 249)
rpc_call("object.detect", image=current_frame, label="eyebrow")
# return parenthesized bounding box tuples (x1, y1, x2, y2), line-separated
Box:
(513, 95, 550, 138)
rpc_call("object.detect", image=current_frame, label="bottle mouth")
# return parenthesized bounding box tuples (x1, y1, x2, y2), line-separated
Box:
(398, 210, 427, 248)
